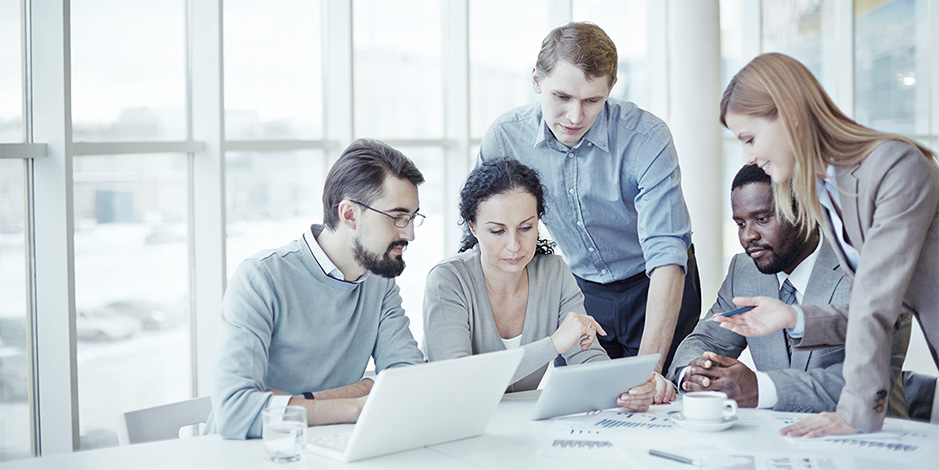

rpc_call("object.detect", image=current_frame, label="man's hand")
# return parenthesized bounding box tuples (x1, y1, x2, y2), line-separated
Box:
(780, 412, 859, 438)
(681, 351, 758, 408)
(712, 296, 797, 337)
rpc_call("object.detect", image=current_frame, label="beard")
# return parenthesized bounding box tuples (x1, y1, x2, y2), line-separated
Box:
(353, 238, 407, 278)
(750, 231, 803, 275)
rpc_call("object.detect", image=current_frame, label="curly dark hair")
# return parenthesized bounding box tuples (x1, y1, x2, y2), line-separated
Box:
(458, 158, 555, 255)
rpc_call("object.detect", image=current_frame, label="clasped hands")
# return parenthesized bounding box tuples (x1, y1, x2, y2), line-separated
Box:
(679, 351, 859, 437)
(679, 351, 758, 408)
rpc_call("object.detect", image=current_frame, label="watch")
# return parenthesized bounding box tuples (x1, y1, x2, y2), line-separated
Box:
(302, 392, 315, 400)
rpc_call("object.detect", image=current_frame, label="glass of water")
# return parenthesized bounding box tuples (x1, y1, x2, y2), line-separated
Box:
(262, 405, 308, 462)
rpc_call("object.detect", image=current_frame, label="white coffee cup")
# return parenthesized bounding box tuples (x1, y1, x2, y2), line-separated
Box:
(262, 405, 308, 462)
(682, 391, 737, 422)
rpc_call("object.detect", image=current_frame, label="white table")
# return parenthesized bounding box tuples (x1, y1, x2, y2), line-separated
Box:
(6, 392, 936, 469)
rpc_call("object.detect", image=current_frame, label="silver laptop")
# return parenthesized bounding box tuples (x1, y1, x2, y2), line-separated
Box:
(307, 349, 524, 462)
(530, 354, 659, 420)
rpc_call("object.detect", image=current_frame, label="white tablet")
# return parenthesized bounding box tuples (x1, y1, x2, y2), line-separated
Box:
(530, 353, 660, 420)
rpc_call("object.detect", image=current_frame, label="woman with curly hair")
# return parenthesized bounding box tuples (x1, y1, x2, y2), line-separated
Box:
(422, 158, 673, 409)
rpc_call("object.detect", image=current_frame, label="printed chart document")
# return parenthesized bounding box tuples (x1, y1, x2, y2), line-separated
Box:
(636, 452, 857, 470)
(538, 417, 859, 470)
(766, 411, 938, 464)
(537, 410, 731, 460)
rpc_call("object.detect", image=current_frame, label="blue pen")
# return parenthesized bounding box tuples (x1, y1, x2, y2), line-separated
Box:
(717, 306, 755, 317)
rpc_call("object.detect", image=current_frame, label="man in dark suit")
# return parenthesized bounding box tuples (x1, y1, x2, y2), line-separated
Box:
(668, 165, 910, 414)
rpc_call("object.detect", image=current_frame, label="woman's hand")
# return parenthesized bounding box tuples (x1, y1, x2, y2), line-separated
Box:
(780, 412, 858, 438)
(712, 296, 798, 337)
(549, 312, 607, 354)
(616, 372, 674, 411)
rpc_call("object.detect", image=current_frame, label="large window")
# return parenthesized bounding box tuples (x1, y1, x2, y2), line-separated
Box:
(222, 0, 327, 280)
(353, 0, 443, 139)
(73, 154, 191, 450)
(0, 0, 21, 142)
(855, 0, 931, 135)
(70, 1, 191, 450)
(71, 1, 187, 142)
(761, 0, 838, 96)
(0, 160, 28, 461)
(224, 150, 327, 278)
(468, 0, 547, 138)
(0, 0, 29, 462)
(224, 0, 323, 140)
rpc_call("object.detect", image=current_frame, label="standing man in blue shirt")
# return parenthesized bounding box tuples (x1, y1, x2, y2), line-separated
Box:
(478, 22, 700, 377)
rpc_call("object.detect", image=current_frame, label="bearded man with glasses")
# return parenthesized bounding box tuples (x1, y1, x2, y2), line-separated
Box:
(207, 139, 427, 439)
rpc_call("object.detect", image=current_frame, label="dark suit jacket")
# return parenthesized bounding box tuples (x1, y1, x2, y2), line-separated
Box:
(668, 242, 849, 412)
(793, 140, 939, 431)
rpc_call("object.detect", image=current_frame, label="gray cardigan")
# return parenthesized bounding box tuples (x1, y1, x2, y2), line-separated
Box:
(422, 247, 608, 391)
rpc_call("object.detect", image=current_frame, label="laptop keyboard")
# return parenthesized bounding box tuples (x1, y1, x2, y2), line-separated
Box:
(309, 431, 353, 452)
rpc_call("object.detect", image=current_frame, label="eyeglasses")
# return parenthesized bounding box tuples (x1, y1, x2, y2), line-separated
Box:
(350, 200, 425, 228)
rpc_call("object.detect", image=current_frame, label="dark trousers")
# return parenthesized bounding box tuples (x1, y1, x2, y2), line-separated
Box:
(563, 246, 701, 373)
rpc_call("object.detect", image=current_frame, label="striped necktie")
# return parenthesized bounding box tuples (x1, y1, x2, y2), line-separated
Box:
(780, 279, 798, 360)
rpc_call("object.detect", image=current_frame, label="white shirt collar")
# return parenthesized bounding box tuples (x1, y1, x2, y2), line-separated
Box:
(775, 233, 823, 304)
(302, 225, 369, 283)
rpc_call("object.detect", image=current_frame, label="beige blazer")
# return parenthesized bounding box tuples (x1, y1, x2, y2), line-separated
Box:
(792, 140, 939, 431)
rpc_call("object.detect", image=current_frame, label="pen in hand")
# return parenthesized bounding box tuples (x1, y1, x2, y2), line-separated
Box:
(648, 449, 700, 466)
(716, 305, 755, 317)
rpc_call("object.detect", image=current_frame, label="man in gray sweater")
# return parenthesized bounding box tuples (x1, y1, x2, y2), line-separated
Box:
(208, 139, 426, 439)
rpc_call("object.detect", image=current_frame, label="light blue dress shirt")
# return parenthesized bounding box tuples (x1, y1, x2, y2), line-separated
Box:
(478, 99, 692, 283)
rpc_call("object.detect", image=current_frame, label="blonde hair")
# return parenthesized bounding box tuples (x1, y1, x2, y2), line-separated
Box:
(720, 52, 935, 234)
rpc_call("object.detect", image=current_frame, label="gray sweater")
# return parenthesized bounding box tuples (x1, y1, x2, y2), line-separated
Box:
(208, 226, 423, 439)
(422, 248, 608, 391)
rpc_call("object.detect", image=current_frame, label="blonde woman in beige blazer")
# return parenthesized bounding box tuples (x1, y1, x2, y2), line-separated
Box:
(715, 52, 938, 437)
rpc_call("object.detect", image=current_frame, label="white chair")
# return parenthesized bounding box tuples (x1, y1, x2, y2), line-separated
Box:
(900, 371, 939, 423)
(119, 396, 212, 445)
(932, 377, 939, 424)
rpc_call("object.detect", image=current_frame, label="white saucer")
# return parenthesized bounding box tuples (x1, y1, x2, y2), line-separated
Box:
(668, 411, 737, 432)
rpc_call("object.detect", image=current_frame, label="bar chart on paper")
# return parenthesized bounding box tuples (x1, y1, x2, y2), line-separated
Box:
(786, 422, 937, 463)
(591, 411, 675, 430)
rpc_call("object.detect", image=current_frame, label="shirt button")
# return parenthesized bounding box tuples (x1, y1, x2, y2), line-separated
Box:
(568, 153, 574, 158)
(601, 269, 607, 275)
(587, 142, 593, 147)
(588, 247, 594, 252)
(576, 221, 582, 226)
(568, 188, 574, 194)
